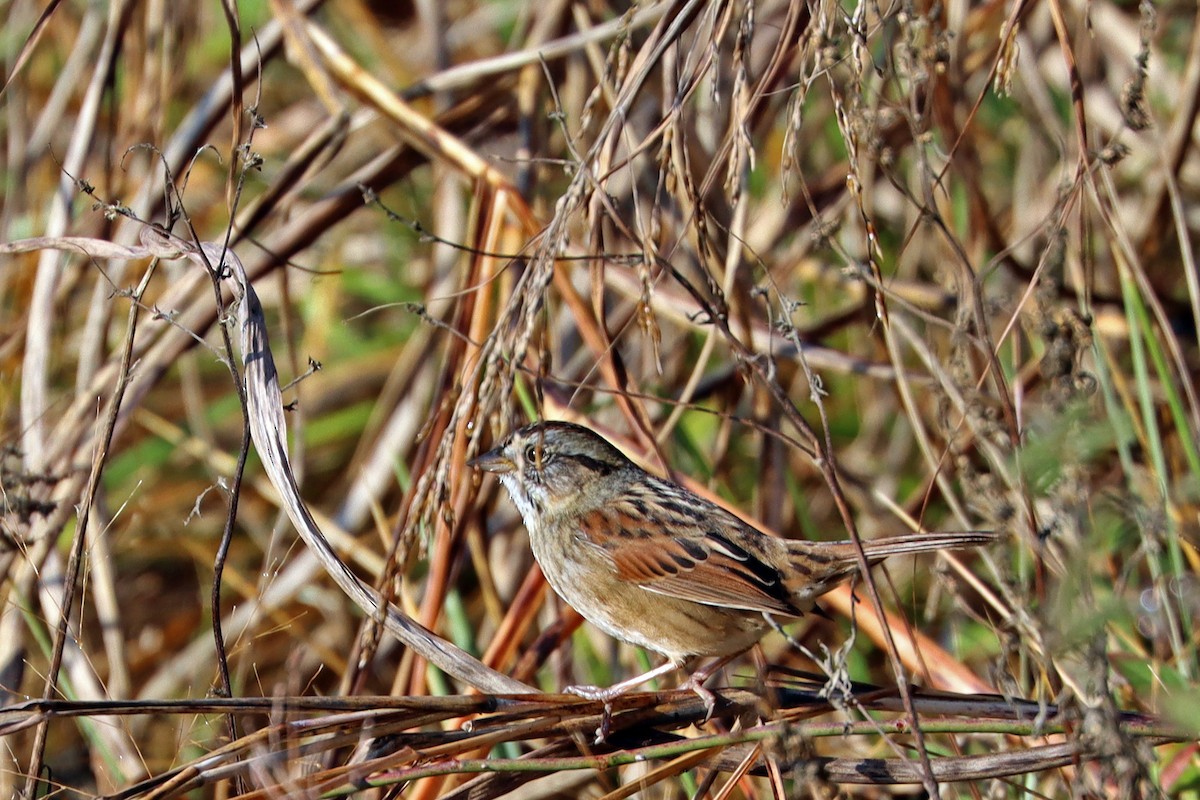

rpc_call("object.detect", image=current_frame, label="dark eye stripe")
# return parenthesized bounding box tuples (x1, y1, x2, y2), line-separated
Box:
(570, 454, 615, 476)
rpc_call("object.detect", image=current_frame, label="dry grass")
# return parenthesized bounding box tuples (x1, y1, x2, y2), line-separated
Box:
(1, 0, 1197, 797)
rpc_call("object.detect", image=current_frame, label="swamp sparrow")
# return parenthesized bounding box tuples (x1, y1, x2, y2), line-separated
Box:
(471, 421, 994, 711)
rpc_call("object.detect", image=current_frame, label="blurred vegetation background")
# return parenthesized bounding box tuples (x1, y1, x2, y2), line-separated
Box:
(1, 0, 1198, 797)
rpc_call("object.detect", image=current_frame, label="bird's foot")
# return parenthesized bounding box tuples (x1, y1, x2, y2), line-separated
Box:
(562, 661, 687, 743)
(681, 678, 718, 723)
(565, 684, 622, 744)
(564, 683, 624, 702)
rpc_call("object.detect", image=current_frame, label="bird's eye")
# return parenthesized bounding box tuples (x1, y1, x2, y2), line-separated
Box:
(524, 443, 549, 467)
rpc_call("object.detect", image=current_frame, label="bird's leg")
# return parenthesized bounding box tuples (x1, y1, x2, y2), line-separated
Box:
(683, 648, 753, 722)
(565, 660, 681, 743)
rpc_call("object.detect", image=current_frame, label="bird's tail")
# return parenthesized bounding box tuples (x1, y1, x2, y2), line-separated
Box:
(783, 530, 997, 604)
(854, 530, 999, 561)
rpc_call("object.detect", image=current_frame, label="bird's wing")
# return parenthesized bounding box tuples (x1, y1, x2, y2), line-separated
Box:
(577, 498, 807, 617)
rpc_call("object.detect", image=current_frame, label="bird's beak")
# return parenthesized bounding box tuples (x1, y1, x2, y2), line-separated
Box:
(468, 447, 516, 474)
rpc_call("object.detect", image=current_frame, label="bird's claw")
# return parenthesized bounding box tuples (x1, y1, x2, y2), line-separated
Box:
(566, 684, 616, 743)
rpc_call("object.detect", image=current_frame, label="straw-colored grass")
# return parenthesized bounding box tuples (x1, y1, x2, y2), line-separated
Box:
(1, 1, 1197, 798)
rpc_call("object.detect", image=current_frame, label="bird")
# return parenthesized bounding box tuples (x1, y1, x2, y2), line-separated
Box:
(470, 420, 994, 716)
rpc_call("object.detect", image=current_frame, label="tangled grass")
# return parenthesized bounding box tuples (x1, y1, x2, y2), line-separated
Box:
(1, 1, 1197, 797)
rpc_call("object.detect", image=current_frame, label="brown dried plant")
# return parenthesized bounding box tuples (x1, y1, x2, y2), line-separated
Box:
(0, 1, 1196, 798)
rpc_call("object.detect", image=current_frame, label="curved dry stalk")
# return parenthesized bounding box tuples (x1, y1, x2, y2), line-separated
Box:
(2, 230, 531, 696)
